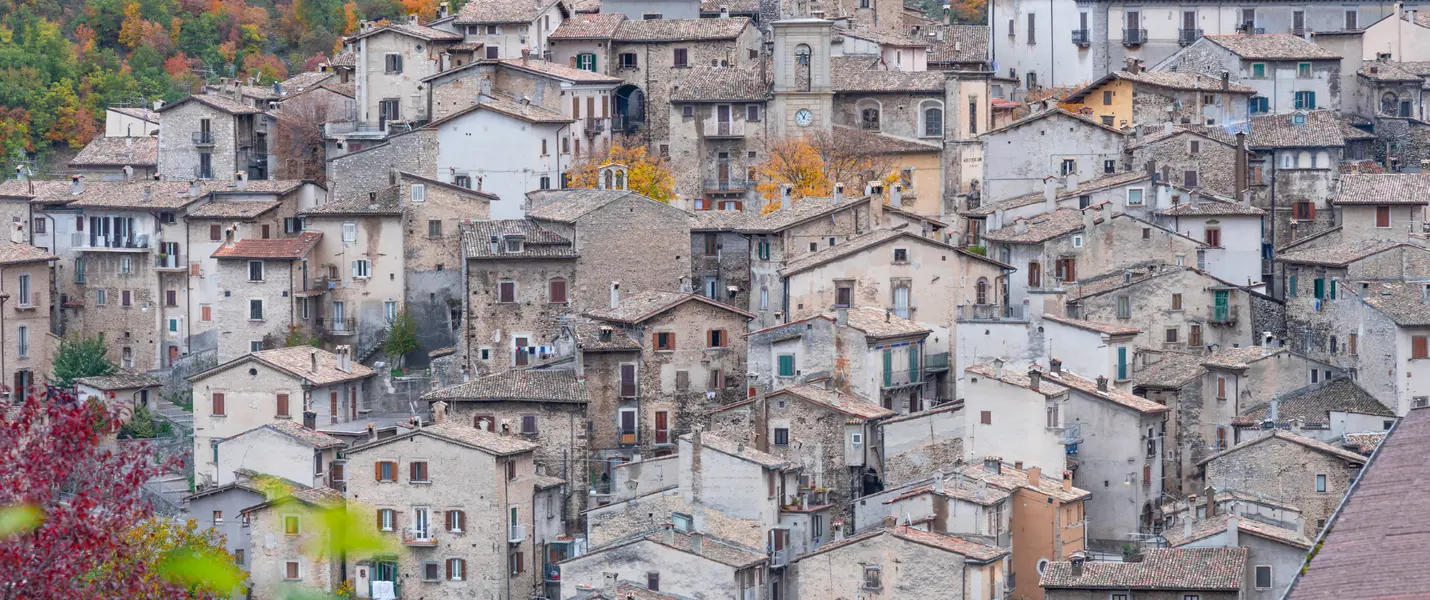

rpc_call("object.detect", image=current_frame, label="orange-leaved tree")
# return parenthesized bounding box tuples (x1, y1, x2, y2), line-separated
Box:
(755, 136, 831, 214)
(566, 142, 677, 203)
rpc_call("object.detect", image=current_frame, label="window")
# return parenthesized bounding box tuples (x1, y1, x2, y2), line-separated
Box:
(1104, 159, 1116, 174)
(376, 461, 396, 482)
(447, 558, 466, 581)
(1250, 96, 1269, 114)
(1251, 63, 1266, 78)
(1127, 188, 1144, 205)
(708, 329, 726, 348)
(655, 332, 675, 351)
(508, 551, 524, 575)
(1171, 293, 1183, 310)
(422, 562, 440, 581)
(860, 105, 880, 131)
(520, 415, 537, 435)
(1250, 164, 1264, 184)
(409, 461, 429, 483)
(1189, 324, 1203, 347)
(1295, 91, 1316, 110)
(548, 278, 567, 303)
(1055, 258, 1077, 282)
(165, 289, 177, 307)
(1046, 402, 1059, 428)
(1376, 205, 1391, 228)
(673, 48, 689, 67)
(1350, 333, 1358, 355)
(1294, 201, 1316, 220)
(774, 427, 790, 446)
(576, 52, 597, 71)
(1116, 296, 1131, 319)
(893, 248, 909, 263)
(923, 104, 943, 137)
(285, 561, 301, 580)
(427, 219, 442, 238)
(1254, 565, 1272, 589)
(383, 53, 402, 73)
(777, 354, 796, 378)
(120, 257, 132, 274)
(1315, 473, 1328, 493)
(1028, 262, 1042, 287)
(16, 326, 28, 359)
(1205, 227, 1221, 247)
(247, 261, 264, 282)
(863, 566, 881, 590)
(619, 53, 638, 68)
(1060, 158, 1076, 176)
(1184, 170, 1199, 187)
(835, 282, 853, 307)
(498, 280, 516, 303)
(447, 509, 466, 532)
(283, 515, 300, 535)
(276, 393, 290, 417)
(453, 175, 471, 189)
(249, 299, 264, 320)
(1297, 62, 1311, 78)
(980, 410, 991, 425)
(654, 410, 670, 444)
(1165, 327, 1179, 344)
(1026, 12, 1036, 43)
(747, 105, 761, 121)
(975, 278, 990, 304)
(707, 368, 723, 391)
(377, 508, 395, 531)
(1413, 335, 1428, 359)
(485, 46, 500, 59)
(342, 223, 357, 242)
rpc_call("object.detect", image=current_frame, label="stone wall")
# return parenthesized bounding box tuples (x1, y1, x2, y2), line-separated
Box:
(246, 504, 338, 599)
(1204, 435, 1360, 537)
(401, 178, 489, 365)
(70, 252, 161, 372)
(326, 130, 438, 202)
(565, 194, 693, 312)
(213, 258, 299, 363)
(466, 257, 577, 373)
(444, 399, 589, 516)
(880, 406, 964, 486)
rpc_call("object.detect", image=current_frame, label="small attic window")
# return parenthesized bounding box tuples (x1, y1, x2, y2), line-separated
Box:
(504, 236, 524, 253)
(1292, 111, 1307, 125)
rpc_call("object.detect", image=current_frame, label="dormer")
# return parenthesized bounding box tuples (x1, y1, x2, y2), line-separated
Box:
(503, 235, 525, 253)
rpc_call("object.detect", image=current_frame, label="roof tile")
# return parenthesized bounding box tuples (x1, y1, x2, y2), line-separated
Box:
(212, 232, 322, 260)
(1041, 547, 1247, 590)
(1204, 33, 1340, 60)
(1334, 173, 1430, 205)
(69, 137, 158, 167)
(422, 369, 588, 403)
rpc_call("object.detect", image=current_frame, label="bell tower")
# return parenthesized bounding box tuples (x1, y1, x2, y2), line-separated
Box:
(770, 19, 835, 138)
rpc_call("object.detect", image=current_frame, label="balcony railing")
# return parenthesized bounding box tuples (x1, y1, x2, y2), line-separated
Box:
(1123, 28, 1148, 46)
(956, 303, 1027, 322)
(612, 115, 642, 134)
(192, 131, 214, 146)
(74, 233, 151, 251)
(1179, 28, 1203, 45)
(155, 254, 184, 270)
(316, 317, 357, 336)
(703, 120, 745, 138)
(882, 368, 922, 389)
(509, 524, 527, 543)
(1071, 29, 1091, 46)
(769, 549, 788, 568)
(194, 165, 213, 180)
(401, 529, 436, 546)
(323, 121, 387, 138)
(583, 118, 605, 136)
(1210, 304, 1239, 325)
(703, 178, 749, 193)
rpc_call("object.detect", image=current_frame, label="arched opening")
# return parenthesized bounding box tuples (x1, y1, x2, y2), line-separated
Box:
(1382, 91, 1399, 115)
(795, 44, 812, 92)
(857, 99, 882, 131)
(975, 277, 990, 304)
(614, 84, 646, 134)
(920, 100, 944, 138)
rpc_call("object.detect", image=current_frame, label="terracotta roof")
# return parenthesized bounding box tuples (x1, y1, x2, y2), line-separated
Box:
(1198, 429, 1368, 466)
(1341, 431, 1387, 454)
(1250, 110, 1358, 148)
(533, 474, 567, 490)
(1064, 264, 1179, 300)
(579, 582, 686, 600)
(700, 0, 759, 13)
(345, 21, 462, 43)
(830, 56, 946, 92)
(352, 420, 539, 456)
(277, 71, 336, 93)
(613, 18, 750, 42)
(571, 321, 641, 351)
(1044, 368, 1170, 414)
(327, 51, 356, 68)
(883, 477, 1014, 507)
(549, 13, 625, 39)
(1204, 33, 1340, 60)
(1202, 346, 1284, 370)
(1233, 378, 1392, 428)
(839, 27, 928, 47)
(1276, 240, 1412, 266)
(0, 241, 57, 265)
(496, 58, 623, 84)
(460, 219, 576, 259)
(212, 232, 322, 260)
(455, 0, 562, 24)
(1334, 173, 1430, 205)
(646, 530, 767, 568)
(824, 306, 928, 339)
(981, 107, 1128, 138)
(158, 94, 265, 115)
(1155, 197, 1266, 216)
(683, 432, 789, 469)
(473, 94, 574, 124)
(1358, 60, 1424, 82)
(191, 346, 375, 386)
(290, 487, 345, 506)
(1165, 514, 1312, 550)
(241, 420, 346, 449)
(780, 227, 1006, 277)
(571, 0, 599, 12)
(1041, 547, 1247, 590)
(832, 125, 941, 153)
(75, 370, 161, 390)
(585, 291, 754, 323)
(951, 461, 1092, 503)
(109, 106, 159, 123)
(980, 208, 1085, 244)
(1042, 314, 1141, 336)
(769, 383, 895, 420)
(1131, 351, 1207, 390)
(891, 526, 1009, 562)
(526, 188, 640, 222)
(59, 180, 204, 210)
(733, 194, 865, 232)
(69, 136, 158, 167)
(422, 369, 587, 403)
(1289, 406, 1430, 598)
(299, 187, 403, 216)
(670, 67, 770, 102)
(1359, 281, 1430, 326)
(926, 24, 988, 65)
(960, 190, 1044, 217)
(186, 199, 281, 219)
(1067, 71, 1255, 103)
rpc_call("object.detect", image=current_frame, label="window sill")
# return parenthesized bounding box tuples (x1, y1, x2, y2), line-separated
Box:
(275, 415, 292, 420)
(410, 480, 431, 485)
(14, 305, 36, 311)
(211, 414, 226, 418)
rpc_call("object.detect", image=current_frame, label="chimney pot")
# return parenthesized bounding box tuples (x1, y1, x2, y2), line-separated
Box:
(1050, 358, 1062, 374)
(303, 411, 317, 429)
(689, 532, 704, 555)
(1069, 553, 1086, 577)
(1027, 465, 1042, 486)
(432, 400, 447, 424)
(1062, 470, 1073, 492)
(1096, 375, 1109, 392)
(1028, 366, 1042, 390)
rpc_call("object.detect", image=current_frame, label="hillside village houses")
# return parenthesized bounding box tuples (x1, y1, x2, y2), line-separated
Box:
(14, 0, 1430, 597)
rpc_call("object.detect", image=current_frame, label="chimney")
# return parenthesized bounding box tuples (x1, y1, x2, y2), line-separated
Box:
(993, 357, 1004, 380)
(143, 185, 152, 204)
(890, 183, 903, 208)
(599, 325, 613, 342)
(1269, 398, 1279, 421)
(934, 474, 945, 493)
(1081, 205, 1095, 233)
(336, 345, 352, 372)
(70, 175, 84, 196)
(719, 5, 730, 18)
(1184, 514, 1195, 537)
(610, 282, 620, 309)
(689, 532, 704, 555)
(983, 457, 1001, 474)
(1014, 218, 1028, 234)
(521, 48, 531, 65)
(881, 515, 897, 528)
(438, 2, 449, 18)
(1069, 553, 1086, 578)
(122, 165, 134, 182)
(1062, 470, 1073, 492)
(407, 13, 418, 24)
(1043, 176, 1058, 211)
(1096, 375, 1109, 392)
(1028, 366, 1042, 391)
(1050, 358, 1062, 375)
(367, 424, 378, 442)
(1027, 465, 1042, 485)
(303, 411, 317, 429)
(662, 522, 675, 544)
(885, 309, 891, 323)
(602, 573, 619, 598)
(1221, 71, 1230, 90)
(1204, 486, 1216, 517)
(871, 189, 884, 228)
(1163, 121, 1174, 136)
(189, 179, 203, 198)
(1226, 515, 1240, 547)
(833, 182, 845, 203)
(780, 184, 793, 211)
(310, 349, 319, 373)
(432, 400, 447, 424)
(836, 307, 848, 325)
(1234, 132, 1250, 203)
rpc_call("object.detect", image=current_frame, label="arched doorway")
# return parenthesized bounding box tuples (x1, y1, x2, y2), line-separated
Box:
(614, 84, 645, 134)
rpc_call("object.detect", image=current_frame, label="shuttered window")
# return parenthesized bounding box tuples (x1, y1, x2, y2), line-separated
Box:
(276, 393, 289, 417)
(211, 392, 225, 415)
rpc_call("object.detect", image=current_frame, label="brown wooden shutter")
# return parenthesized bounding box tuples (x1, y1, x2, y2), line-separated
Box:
(330, 391, 339, 424)
(1415, 336, 1428, 359)
(190, 263, 201, 276)
(276, 393, 289, 417)
(767, 471, 775, 497)
(375, 462, 383, 481)
(377, 508, 384, 528)
(572, 96, 580, 119)
(213, 392, 225, 415)
(980, 410, 992, 425)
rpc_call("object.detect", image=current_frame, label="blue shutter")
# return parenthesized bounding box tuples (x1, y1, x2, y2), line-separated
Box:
(1117, 347, 1127, 381)
(883, 351, 893, 388)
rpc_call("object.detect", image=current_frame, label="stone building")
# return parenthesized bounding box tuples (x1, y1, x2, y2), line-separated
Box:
(1040, 548, 1248, 600)
(1247, 110, 1372, 255)
(157, 95, 271, 181)
(67, 137, 159, 181)
(0, 242, 57, 398)
(793, 525, 1008, 600)
(188, 346, 374, 486)
(1063, 264, 1260, 353)
(459, 219, 577, 374)
(1125, 126, 1248, 200)
(214, 420, 344, 489)
(341, 408, 543, 600)
(547, 13, 628, 75)
(1329, 173, 1430, 244)
(978, 109, 1128, 203)
(182, 475, 271, 597)
(1156, 34, 1342, 116)
(875, 403, 964, 485)
(758, 382, 894, 514)
(241, 487, 345, 600)
(667, 66, 770, 208)
(558, 525, 770, 600)
(426, 95, 575, 219)
(1231, 377, 1393, 445)
(1352, 59, 1424, 120)
(1199, 429, 1367, 537)
(1061, 69, 1256, 130)
(209, 233, 324, 362)
(338, 17, 462, 139)
(1152, 191, 1268, 288)
(451, 0, 570, 61)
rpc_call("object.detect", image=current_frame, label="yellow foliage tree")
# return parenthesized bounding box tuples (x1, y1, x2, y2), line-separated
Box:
(565, 143, 676, 203)
(755, 137, 830, 215)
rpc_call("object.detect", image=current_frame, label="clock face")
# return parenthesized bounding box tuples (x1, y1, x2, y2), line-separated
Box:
(795, 109, 814, 127)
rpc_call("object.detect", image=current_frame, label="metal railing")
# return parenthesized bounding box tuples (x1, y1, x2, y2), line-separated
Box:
(882, 368, 922, 389)
(1210, 304, 1239, 325)
(194, 165, 213, 180)
(323, 121, 386, 137)
(769, 549, 789, 567)
(155, 254, 182, 269)
(702, 177, 749, 192)
(704, 120, 745, 137)
(1123, 28, 1148, 45)
(316, 317, 357, 336)
(192, 131, 214, 146)
(75, 233, 150, 250)
(926, 352, 950, 372)
(583, 118, 605, 136)
(956, 303, 1026, 322)
(509, 524, 527, 543)
(401, 528, 436, 546)
(1179, 28, 1203, 45)
(612, 115, 642, 134)
(1071, 29, 1091, 46)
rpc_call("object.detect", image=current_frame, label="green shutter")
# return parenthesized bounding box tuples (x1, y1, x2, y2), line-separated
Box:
(778, 355, 794, 377)
(883, 350, 893, 387)
(1117, 347, 1127, 380)
(1329, 280, 1337, 300)
(1289, 275, 1298, 297)
(909, 345, 920, 381)
(1314, 278, 1325, 299)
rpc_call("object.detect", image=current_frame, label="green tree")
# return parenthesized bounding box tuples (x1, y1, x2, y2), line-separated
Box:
(50, 336, 116, 388)
(284, 325, 320, 348)
(384, 311, 418, 368)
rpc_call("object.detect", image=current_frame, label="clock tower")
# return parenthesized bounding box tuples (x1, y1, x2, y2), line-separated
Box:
(770, 19, 834, 138)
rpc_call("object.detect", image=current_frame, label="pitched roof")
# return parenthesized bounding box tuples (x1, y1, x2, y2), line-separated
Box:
(1233, 378, 1393, 428)
(779, 227, 1007, 277)
(965, 362, 1170, 414)
(826, 306, 931, 339)
(186, 199, 282, 219)
(344, 21, 463, 43)
(74, 371, 161, 390)
(613, 18, 750, 42)
(328, 51, 356, 68)
(109, 106, 159, 123)
(1359, 281, 1430, 326)
(455, 0, 563, 24)
(1202, 346, 1285, 370)
(352, 420, 540, 456)
(1042, 314, 1141, 336)
(1333, 173, 1430, 205)
(191, 346, 375, 386)
(1250, 110, 1359, 148)
(211, 232, 322, 260)
(642, 530, 767, 568)
(832, 125, 942, 153)
(1131, 351, 1207, 390)
(571, 321, 641, 351)
(1067, 71, 1256, 103)
(1341, 431, 1387, 454)
(926, 24, 988, 65)
(980, 208, 1085, 244)
(768, 383, 895, 420)
(299, 187, 403, 217)
(158, 94, 265, 115)
(1198, 429, 1368, 466)
(525, 188, 640, 222)
(1275, 240, 1412, 266)
(1155, 197, 1267, 216)
(1358, 59, 1424, 82)
(454, 94, 575, 125)
(700, 0, 759, 13)
(950, 461, 1092, 503)
(670, 67, 770, 102)
(549, 12, 625, 39)
(422, 369, 588, 403)
(585, 291, 754, 323)
(69, 136, 158, 167)
(830, 56, 946, 92)
(1204, 33, 1341, 60)
(229, 420, 345, 450)
(277, 71, 337, 93)
(1040, 547, 1247, 590)
(1163, 514, 1313, 550)
(496, 58, 623, 84)
(889, 526, 1009, 562)
(1288, 406, 1430, 599)
(682, 432, 789, 469)
(839, 27, 928, 47)
(461, 219, 577, 259)
(980, 108, 1128, 138)
(0, 241, 57, 265)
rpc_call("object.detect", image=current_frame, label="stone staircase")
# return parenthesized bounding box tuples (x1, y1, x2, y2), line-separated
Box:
(155, 401, 193, 431)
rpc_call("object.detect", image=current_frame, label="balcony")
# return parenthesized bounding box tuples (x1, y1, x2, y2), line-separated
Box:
(155, 254, 185, 271)
(956, 303, 1027, 322)
(1061, 423, 1083, 446)
(619, 432, 638, 446)
(703, 178, 749, 194)
(769, 549, 788, 568)
(1210, 304, 1239, 326)
(882, 368, 922, 389)
(73, 233, 151, 252)
(583, 118, 606, 137)
(703, 120, 746, 138)
(1179, 28, 1203, 45)
(192, 131, 214, 147)
(316, 317, 357, 336)
(323, 121, 389, 139)
(925, 352, 950, 373)
(509, 524, 527, 543)
(401, 529, 436, 547)
(1123, 28, 1148, 46)
(1071, 29, 1091, 46)
(611, 115, 642, 135)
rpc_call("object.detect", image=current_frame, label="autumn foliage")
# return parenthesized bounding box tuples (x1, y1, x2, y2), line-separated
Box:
(566, 143, 678, 203)
(755, 132, 900, 215)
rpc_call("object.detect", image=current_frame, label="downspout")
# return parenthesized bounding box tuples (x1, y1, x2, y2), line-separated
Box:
(461, 237, 473, 377)
(503, 460, 511, 600)
(41, 212, 59, 336)
(184, 218, 192, 357)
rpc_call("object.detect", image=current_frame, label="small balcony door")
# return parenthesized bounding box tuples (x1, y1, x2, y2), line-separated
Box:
(412, 508, 430, 540)
(717, 104, 731, 136)
(717, 152, 731, 189)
